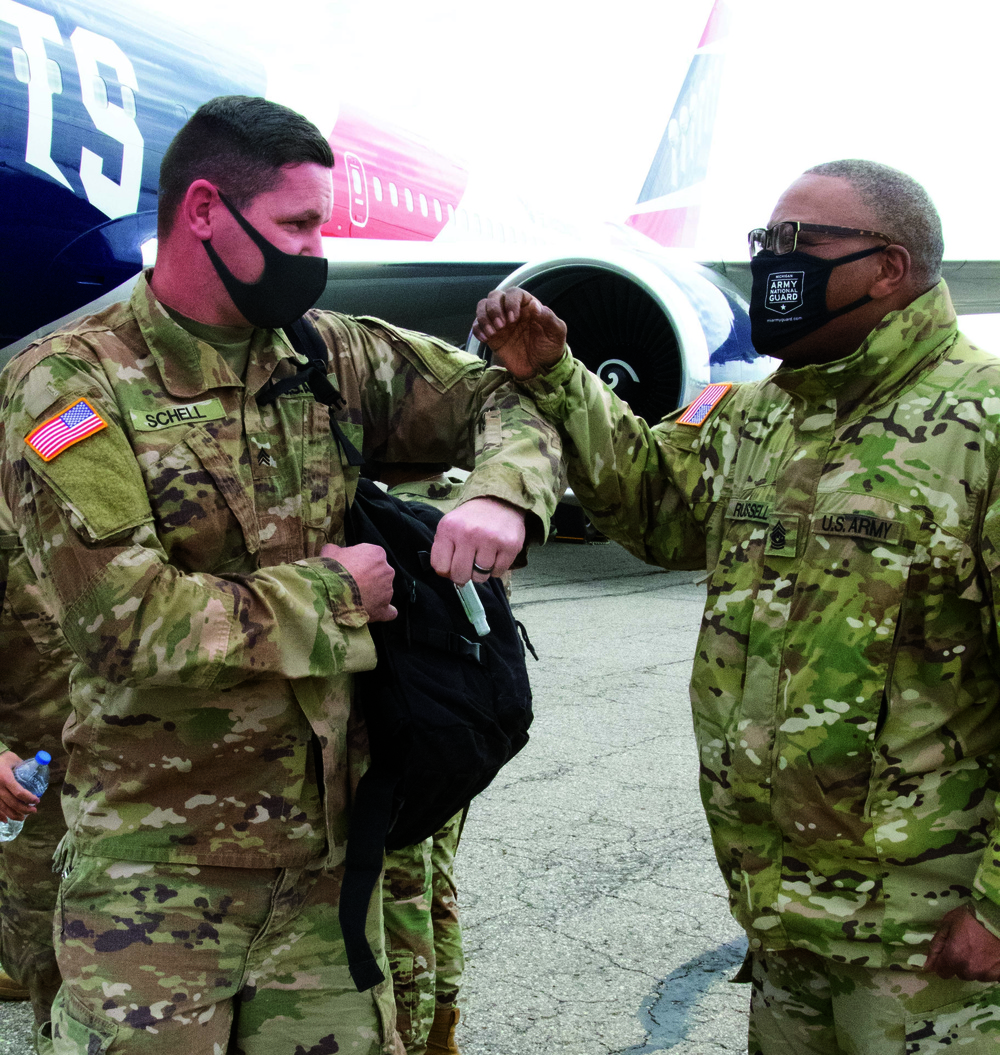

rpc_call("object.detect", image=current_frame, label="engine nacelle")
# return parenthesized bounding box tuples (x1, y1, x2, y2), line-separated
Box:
(466, 249, 769, 424)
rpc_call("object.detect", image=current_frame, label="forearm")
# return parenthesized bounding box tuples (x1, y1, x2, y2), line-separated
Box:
(522, 352, 705, 566)
(22, 506, 374, 692)
(458, 384, 565, 542)
(344, 317, 565, 536)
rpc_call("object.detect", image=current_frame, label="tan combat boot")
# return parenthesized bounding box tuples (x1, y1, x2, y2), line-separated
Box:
(0, 968, 29, 1001)
(425, 1006, 461, 1055)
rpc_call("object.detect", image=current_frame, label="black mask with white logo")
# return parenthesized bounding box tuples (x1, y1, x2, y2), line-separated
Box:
(203, 191, 329, 329)
(749, 245, 885, 356)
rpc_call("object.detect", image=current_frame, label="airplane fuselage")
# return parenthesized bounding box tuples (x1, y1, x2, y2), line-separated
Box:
(0, 0, 265, 344)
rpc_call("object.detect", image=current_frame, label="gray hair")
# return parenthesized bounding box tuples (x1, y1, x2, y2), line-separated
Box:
(805, 159, 943, 285)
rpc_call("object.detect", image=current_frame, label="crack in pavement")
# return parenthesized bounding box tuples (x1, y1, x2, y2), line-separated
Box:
(614, 938, 748, 1055)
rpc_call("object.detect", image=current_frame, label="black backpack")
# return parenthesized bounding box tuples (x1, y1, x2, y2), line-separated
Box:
(262, 316, 536, 991)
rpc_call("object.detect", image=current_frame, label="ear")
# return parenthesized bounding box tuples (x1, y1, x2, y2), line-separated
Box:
(869, 245, 910, 299)
(179, 179, 219, 242)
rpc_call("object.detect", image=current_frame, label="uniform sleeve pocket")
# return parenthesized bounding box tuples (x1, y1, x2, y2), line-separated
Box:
(27, 422, 152, 542)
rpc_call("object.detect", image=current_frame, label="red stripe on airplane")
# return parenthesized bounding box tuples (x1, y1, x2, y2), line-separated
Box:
(323, 105, 469, 241)
(698, 0, 731, 49)
(625, 207, 702, 249)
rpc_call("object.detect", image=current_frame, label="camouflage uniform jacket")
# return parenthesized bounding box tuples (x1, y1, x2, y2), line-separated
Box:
(0, 486, 72, 782)
(0, 273, 561, 871)
(524, 281, 1000, 969)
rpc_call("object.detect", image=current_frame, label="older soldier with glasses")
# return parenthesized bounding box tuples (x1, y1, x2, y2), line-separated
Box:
(473, 158, 1000, 1053)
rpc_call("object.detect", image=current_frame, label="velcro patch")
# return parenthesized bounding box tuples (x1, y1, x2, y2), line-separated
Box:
(25, 398, 107, 461)
(727, 498, 771, 523)
(815, 513, 902, 544)
(765, 515, 798, 557)
(130, 398, 226, 432)
(677, 383, 732, 426)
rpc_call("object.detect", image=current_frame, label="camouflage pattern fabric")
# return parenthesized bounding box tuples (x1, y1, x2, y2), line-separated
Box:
(381, 476, 469, 1054)
(521, 281, 1000, 970)
(747, 949, 1000, 1053)
(0, 797, 65, 1031)
(0, 272, 562, 1051)
(50, 852, 397, 1055)
(383, 809, 466, 1055)
(427, 812, 465, 1012)
(0, 487, 72, 1032)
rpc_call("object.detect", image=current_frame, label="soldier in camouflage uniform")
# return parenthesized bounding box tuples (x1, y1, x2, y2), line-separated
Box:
(0, 489, 71, 1040)
(0, 96, 562, 1055)
(474, 161, 1000, 1052)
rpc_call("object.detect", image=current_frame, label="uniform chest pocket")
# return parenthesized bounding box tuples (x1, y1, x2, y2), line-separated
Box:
(706, 496, 779, 601)
(144, 432, 260, 573)
(790, 498, 924, 692)
(301, 405, 359, 535)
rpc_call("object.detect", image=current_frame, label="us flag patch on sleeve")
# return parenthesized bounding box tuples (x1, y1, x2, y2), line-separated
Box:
(677, 383, 732, 426)
(25, 398, 107, 461)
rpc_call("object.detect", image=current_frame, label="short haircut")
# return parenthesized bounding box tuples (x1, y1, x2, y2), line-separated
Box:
(157, 95, 334, 239)
(804, 159, 943, 286)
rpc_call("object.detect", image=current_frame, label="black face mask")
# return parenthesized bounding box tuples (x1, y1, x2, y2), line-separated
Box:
(203, 191, 329, 329)
(749, 245, 885, 356)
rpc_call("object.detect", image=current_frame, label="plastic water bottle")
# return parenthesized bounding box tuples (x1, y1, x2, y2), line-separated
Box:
(0, 751, 52, 842)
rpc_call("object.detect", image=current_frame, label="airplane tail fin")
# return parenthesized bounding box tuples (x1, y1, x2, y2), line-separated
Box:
(625, 0, 730, 248)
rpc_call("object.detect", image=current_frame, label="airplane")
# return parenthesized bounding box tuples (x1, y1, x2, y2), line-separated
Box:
(0, 0, 267, 347)
(1, 0, 772, 426)
(3, 0, 997, 428)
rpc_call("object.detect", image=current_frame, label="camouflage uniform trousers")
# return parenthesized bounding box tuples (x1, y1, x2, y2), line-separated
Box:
(43, 853, 401, 1055)
(0, 777, 65, 1029)
(747, 949, 1000, 1054)
(383, 808, 466, 1054)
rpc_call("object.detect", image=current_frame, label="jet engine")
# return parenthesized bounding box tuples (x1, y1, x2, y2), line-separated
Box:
(1, 247, 772, 428)
(465, 250, 769, 425)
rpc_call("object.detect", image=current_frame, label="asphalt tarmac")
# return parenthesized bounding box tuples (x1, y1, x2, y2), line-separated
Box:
(0, 540, 748, 1054)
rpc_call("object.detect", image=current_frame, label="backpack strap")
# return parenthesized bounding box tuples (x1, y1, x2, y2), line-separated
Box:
(256, 316, 364, 467)
(269, 314, 395, 991)
(339, 757, 396, 991)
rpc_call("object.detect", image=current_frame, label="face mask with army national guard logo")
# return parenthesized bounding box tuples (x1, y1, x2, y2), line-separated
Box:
(748, 246, 885, 356)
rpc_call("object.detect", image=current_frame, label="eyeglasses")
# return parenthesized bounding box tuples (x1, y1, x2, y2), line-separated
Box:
(747, 222, 892, 259)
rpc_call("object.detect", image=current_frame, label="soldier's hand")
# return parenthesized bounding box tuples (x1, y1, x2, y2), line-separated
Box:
(0, 750, 38, 823)
(321, 543, 397, 622)
(473, 288, 567, 380)
(431, 496, 526, 584)
(925, 905, 1000, 981)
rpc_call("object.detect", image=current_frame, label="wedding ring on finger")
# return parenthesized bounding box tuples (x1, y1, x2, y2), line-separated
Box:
(473, 561, 494, 575)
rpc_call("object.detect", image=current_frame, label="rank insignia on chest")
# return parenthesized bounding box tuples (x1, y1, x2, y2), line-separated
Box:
(764, 514, 799, 557)
(252, 438, 277, 468)
(25, 398, 107, 461)
(677, 383, 732, 426)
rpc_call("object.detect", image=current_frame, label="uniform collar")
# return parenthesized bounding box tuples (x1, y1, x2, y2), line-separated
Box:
(131, 270, 300, 399)
(768, 281, 959, 426)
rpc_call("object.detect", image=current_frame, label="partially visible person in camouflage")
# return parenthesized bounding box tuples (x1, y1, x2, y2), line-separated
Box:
(0, 485, 71, 1048)
(382, 797, 466, 1055)
(0, 95, 562, 1055)
(474, 161, 1000, 1053)
(376, 465, 494, 1055)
